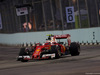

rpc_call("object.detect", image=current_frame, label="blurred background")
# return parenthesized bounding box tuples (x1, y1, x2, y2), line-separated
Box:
(0, 0, 100, 33)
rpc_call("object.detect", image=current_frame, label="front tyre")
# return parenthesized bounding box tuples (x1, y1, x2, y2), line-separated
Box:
(55, 46, 61, 58)
(50, 45, 61, 59)
(69, 42, 80, 56)
(18, 48, 30, 62)
(19, 48, 30, 56)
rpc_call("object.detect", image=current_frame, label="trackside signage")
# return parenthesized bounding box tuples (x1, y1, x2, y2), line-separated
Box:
(16, 7, 28, 16)
(66, 6, 75, 23)
(54, 34, 70, 39)
(0, 13, 2, 29)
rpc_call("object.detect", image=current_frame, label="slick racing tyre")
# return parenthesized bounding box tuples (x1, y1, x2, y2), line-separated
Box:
(56, 46, 61, 58)
(18, 48, 30, 62)
(51, 45, 61, 58)
(19, 48, 30, 56)
(69, 42, 80, 56)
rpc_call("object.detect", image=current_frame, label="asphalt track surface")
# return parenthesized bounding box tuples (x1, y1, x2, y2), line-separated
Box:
(0, 45, 100, 75)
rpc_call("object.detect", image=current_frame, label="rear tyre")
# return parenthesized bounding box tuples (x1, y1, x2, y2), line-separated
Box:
(69, 42, 80, 56)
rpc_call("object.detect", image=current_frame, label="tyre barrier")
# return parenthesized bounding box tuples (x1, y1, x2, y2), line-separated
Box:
(79, 42, 100, 45)
(0, 41, 100, 47)
(21, 41, 100, 47)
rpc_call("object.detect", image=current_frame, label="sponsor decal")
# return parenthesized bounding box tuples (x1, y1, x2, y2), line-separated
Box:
(16, 7, 28, 16)
(42, 53, 55, 58)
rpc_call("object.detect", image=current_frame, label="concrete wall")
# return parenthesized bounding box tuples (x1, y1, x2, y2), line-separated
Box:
(0, 27, 100, 45)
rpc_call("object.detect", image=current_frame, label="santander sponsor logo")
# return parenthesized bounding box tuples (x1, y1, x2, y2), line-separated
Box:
(54, 34, 70, 38)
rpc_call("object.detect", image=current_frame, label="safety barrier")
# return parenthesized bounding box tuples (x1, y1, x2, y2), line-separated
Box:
(0, 27, 100, 46)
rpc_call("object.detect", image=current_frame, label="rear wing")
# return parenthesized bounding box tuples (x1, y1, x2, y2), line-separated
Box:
(54, 34, 71, 39)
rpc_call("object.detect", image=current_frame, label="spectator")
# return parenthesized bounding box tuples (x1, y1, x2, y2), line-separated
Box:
(23, 22, 32, 32)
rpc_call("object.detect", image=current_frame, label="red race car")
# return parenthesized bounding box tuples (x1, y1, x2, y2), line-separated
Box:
(17, 34, 80, 62)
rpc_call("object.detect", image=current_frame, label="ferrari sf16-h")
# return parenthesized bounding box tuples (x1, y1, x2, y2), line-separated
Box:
(17, 34, 80, 62)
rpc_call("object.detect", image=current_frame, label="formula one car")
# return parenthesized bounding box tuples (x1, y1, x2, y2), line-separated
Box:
(17, 34, 80, 62)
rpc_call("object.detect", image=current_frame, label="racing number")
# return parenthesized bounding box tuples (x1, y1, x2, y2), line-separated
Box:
(67, 8, 73, 21)
(68, 8, 72, 14)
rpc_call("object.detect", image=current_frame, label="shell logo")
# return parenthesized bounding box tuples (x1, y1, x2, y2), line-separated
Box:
(36, 49, 40, 51)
